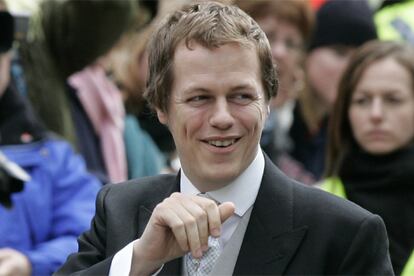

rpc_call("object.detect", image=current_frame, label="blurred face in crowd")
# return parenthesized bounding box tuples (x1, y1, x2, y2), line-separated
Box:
(157, 41, 268, 191)
(256, 15, 303, 108)
(0, 5, 12, 98)
(306, 45, 354, 109)
(0, 53, 11, 98)
(349, 57, 414, 155)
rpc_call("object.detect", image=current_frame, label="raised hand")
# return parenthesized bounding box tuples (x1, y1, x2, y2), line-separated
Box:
(130, 192, 235, 275)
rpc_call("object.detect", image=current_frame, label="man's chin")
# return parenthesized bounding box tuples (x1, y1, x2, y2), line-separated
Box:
(203, 170, 240, 188)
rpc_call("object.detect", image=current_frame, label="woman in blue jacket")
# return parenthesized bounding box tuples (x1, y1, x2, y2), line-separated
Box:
(0, 10, 100, 276)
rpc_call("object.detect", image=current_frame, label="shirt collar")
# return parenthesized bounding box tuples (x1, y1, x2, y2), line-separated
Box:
(180, 149, 265, 217)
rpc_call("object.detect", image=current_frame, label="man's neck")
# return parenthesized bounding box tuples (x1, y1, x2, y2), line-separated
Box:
(180, 149, 265, 217)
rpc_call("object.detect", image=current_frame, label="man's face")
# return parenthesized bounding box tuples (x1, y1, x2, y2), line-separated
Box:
(157, 41, 268, 191)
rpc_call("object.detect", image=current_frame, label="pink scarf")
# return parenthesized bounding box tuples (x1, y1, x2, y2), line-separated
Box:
(69, 64, 127, 183)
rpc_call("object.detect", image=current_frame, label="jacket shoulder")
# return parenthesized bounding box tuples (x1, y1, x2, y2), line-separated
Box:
(98, 174, 178, 211)
(293, 180, 373, 222)
(264, 156, 375, 225)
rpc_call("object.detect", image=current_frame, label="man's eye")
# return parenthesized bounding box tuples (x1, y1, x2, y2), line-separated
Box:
(188, 95, 208, 102)
(187, 95, 210, 106)
(230, 94, 254, 105)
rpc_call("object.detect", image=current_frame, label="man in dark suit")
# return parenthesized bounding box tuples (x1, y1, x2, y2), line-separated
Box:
(57, 2, 394, 275)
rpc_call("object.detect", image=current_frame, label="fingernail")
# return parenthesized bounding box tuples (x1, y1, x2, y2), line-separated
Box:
(201, 244, 209, 252)
(211, 228, 220, 237)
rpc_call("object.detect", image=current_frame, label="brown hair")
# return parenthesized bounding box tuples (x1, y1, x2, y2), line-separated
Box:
(235, 0, 314, 42)
(325, 40, 414, 177)
(144, 1, 278, 113)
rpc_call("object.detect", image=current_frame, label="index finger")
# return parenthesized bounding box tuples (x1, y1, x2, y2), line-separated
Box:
(191, 196, 222, 238)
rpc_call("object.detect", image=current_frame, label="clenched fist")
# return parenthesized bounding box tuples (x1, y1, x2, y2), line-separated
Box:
(130, 192, 235, 275)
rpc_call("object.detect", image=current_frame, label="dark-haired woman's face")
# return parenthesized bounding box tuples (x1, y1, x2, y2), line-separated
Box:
(349, 57, 414, 154)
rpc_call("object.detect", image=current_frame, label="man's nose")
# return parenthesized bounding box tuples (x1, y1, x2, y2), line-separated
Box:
(209, 99, 234, 129)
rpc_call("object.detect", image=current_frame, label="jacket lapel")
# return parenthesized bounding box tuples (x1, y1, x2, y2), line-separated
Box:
(233, 155, 308, 275)
(136, 173, 181, 237)
(136, 172, 183, 275)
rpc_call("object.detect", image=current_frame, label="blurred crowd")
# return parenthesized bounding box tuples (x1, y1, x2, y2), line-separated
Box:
(0, 0, 413, 275)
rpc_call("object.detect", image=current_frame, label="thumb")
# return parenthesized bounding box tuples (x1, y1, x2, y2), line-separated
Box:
(219, 202, 235, 223)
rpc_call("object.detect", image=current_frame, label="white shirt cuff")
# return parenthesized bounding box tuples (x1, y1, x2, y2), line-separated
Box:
(109, 240, 164, 276)
(109, 241, 134, 276)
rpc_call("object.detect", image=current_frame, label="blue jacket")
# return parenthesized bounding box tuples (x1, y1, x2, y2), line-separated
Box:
(0, 139, 100, 276)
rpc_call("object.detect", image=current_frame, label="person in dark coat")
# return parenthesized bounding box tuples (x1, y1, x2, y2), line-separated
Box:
(57, 2, 393, 275)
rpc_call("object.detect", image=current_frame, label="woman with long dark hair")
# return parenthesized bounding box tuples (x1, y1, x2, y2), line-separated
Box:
(321, 40, 414, 275)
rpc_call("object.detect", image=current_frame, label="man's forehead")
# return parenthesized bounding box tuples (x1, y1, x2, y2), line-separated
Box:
(173, 40, 257, 65)
(169, 41, 264, 98)
(172, 42, 260, 78)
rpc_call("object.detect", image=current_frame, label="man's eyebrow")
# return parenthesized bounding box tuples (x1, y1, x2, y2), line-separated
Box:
(230, 84, 256, 91)
(182, 86, 211, 94)
(181, 83, 257, 94)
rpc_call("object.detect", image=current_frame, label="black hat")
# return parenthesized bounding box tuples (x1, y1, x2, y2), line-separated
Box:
(308, 0, 377, 51)
(0, 11, 14, 53)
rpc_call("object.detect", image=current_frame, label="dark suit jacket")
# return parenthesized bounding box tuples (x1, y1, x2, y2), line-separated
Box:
(56, 156, 394, 275)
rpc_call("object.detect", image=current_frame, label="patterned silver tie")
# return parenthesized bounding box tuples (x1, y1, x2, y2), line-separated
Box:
(185, 236, 221, 275)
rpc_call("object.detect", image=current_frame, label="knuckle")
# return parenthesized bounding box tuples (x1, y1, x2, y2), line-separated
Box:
(162, 197, 171, 204)
(194, 209, 207, 222)
(163, 196, 177, 206)
(153, 203, 165, 213)
(171, 220, 185, 231)
(183, 217, 196, 227)
(205, 200, 217, 209)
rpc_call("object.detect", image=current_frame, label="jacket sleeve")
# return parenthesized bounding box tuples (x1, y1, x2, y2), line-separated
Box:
(24, 141, 100, 276)
(338, 214, 395, 275)
(54, 184, 114, 276)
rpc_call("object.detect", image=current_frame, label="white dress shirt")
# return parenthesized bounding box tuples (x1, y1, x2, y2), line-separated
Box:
(109, 149, 265, 276)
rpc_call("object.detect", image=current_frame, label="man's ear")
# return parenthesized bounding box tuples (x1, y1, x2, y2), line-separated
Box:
(156, 108, 168, 125)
